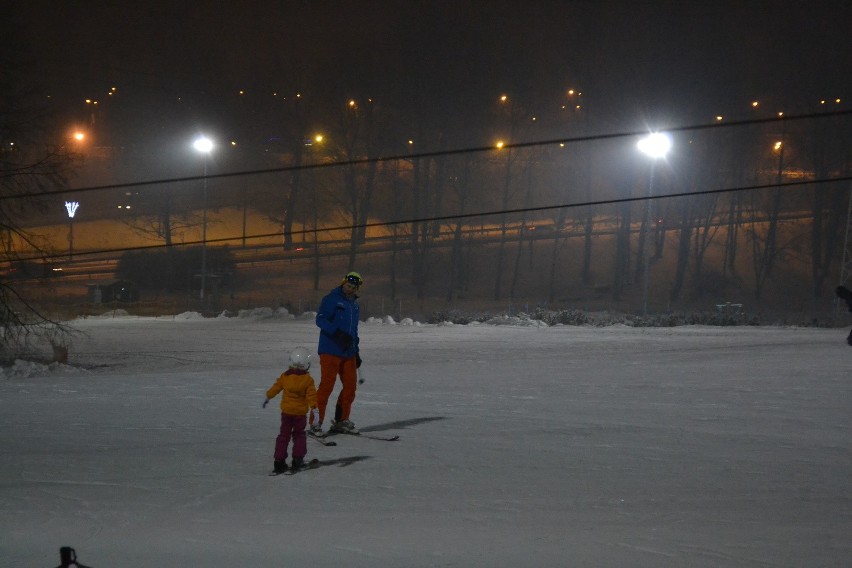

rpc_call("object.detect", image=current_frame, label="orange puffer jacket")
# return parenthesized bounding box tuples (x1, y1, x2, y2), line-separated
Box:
(266, 369, 318, 415)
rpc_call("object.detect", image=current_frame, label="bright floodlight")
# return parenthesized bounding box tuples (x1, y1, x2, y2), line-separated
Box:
(193, 136, 214, 153)
(637, 132, 672, 159)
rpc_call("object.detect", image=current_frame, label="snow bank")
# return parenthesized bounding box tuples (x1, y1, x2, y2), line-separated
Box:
(482, 314, 548, 327)
(235, 307, 294, 319)
(0, 359, 82, 379)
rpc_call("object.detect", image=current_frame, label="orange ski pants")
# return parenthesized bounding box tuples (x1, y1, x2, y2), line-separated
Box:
(315, 354, 358, 424)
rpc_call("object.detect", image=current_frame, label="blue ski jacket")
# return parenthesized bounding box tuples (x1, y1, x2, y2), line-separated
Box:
(316, 286, 360, 358)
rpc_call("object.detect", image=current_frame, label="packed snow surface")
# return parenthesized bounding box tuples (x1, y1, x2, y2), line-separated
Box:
(1, 313, 850, 567)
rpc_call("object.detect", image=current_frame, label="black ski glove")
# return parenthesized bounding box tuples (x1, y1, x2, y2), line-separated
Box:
(356, 353, 362, 368)
(333, 329, 353, 350)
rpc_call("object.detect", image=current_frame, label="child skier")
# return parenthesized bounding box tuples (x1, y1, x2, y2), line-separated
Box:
(263, 346, 319, 473)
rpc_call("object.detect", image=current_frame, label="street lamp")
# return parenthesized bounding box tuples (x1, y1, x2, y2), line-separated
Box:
(65, 201, 80, 260)
(637, 132, 672, 316)
(193, 136, 214, 301)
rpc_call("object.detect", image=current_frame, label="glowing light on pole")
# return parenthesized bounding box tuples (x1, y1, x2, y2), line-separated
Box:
(637, 132, 672, 315)
(636, 132, 672, 159)
(193, 136, 214, 301)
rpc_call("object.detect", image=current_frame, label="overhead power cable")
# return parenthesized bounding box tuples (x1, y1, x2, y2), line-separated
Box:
(2, 108, 850, 201)
(20, 173, 852, 264)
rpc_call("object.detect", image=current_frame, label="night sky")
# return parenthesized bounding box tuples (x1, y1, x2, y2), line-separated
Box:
(10, 1, 852, 148)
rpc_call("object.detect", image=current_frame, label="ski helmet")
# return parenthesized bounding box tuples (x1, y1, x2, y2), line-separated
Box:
(342, 271, 363, 287)
(288, 346, 311, 370)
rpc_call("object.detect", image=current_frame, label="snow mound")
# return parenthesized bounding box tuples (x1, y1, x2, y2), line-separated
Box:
(366, 316, 398, 325)
(482, 315, 547, 327)
(92, 309, 131, 318)
(0, 359, 82, 379)
(236, 307, 294, 319)
(174, 311, 205, 320)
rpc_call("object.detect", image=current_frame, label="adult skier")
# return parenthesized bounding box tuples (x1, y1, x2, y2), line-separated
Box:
(312, 271, 363, 435)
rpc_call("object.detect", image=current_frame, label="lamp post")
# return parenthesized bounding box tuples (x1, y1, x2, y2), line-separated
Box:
(193, 136, 214, 301)
(64, 201, 80, 260)
(636, 132, 671, 316)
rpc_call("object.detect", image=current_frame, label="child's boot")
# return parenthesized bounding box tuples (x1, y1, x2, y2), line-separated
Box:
(273, 460, 287, 474)
(291, 456, 304, 470)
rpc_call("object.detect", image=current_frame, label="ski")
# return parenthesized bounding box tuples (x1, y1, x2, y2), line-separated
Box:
(283, 458, 320, 475)
(326, 431, 400, 442)
(308, 431, 337, 446)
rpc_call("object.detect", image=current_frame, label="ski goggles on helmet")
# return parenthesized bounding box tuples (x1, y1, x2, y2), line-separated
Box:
(344, 272, 363, 287)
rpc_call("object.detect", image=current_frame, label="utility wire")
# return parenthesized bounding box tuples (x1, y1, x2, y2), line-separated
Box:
(3, 108, 850, 201)
(21, 173, 852, 264)
(6, 109, 851, 263)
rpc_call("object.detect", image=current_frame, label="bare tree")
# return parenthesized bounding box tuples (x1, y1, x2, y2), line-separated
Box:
(119, 181, 199, 246)
(509, 155, 536, 303)
(748, 121, 790, 299)
(409, 153, 434, 300)
(612, 201, 633, 301)
(1, 14, 75, 357)
(322, 98, 387, 271)
(443, 156, 477, 302)
(803, 114, 852, 298)
(491, 95, 532, 301)
(668, 194, 721, 302)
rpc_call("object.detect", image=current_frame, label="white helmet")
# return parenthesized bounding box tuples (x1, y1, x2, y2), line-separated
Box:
(288, 346, 311, 370)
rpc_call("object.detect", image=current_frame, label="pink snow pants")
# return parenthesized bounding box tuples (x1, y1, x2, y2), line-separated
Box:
(274, 413, 307, 460)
